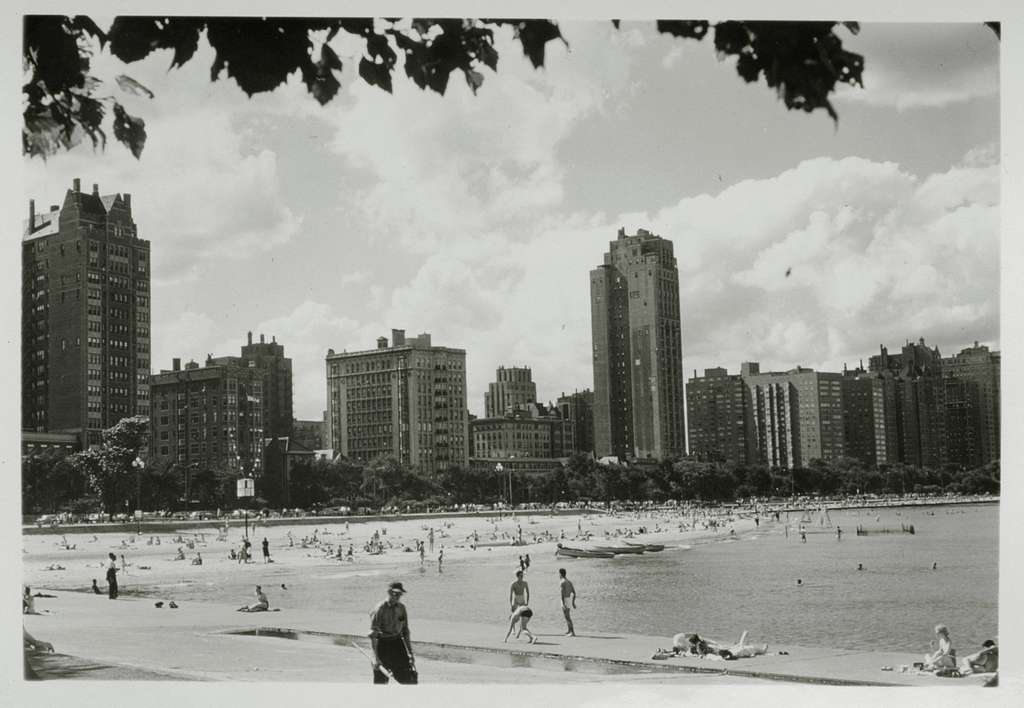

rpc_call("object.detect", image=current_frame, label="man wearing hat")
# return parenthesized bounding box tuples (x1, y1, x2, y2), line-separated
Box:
(369, 581, 417, 684)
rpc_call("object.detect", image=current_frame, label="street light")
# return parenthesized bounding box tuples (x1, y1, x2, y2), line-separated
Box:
(131, 457, 145, 534)
(237, 467, 255, 540)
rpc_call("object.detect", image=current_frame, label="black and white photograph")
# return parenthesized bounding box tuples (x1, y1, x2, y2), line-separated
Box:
(12, 1, 1021, 702)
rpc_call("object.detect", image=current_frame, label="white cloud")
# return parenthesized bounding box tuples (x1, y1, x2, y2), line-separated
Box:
(24, 39, 305, 288)
(836, 23, 999, 110)
(249, 301, 362, 419)
(152, 311, 217, 373)
(339, 272, 369, 286)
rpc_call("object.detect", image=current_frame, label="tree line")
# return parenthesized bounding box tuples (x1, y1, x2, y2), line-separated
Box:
(22, 416, 999, 515)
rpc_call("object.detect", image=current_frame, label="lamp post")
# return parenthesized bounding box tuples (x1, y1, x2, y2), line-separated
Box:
(237, 467, 254, 540)
(495, 463, 504, 506)
(131, 457, 145, 534)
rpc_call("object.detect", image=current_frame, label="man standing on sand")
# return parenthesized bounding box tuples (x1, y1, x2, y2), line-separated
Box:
(106, 552, 118, 599)
(559, 568, 577, 636)
(369, 581, 417, 684)
(262, 537, 271, 563)
(509, 570, 529, 612)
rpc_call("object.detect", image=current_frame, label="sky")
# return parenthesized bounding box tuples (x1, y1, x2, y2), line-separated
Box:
(22, 20, 1001, 421)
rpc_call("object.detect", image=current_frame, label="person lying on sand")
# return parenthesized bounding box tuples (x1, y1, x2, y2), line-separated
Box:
(657, 631, 768, 660)
(237, 585, 269, 612)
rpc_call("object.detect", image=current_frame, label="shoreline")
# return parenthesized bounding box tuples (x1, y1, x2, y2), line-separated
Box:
(22, 494, 998, 536)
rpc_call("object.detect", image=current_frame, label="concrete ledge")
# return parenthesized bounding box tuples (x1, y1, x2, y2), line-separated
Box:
(22, 591, 995, 686)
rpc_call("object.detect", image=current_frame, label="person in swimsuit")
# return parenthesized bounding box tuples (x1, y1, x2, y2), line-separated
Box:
(558, 568, 576, 636)
(509, 570, 529, 612)
(504, 605, 536, 644)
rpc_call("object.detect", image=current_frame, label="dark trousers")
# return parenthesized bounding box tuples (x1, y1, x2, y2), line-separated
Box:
(107, 574, 118, 599)
(373, 637, 417, 684)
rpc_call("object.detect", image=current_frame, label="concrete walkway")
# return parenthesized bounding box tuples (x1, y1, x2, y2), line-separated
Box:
(23, 591, 997, 686)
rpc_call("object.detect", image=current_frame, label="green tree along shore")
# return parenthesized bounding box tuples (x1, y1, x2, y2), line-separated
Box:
(22, 417, 999, 516)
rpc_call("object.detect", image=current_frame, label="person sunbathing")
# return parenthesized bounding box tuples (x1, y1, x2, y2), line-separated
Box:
(669, 631, 768, 660)
(237, 585, 269, 612)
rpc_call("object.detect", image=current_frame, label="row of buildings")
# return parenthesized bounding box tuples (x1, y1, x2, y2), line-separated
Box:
(22, 181, 999, 509)
(686, 339, 1001, 470)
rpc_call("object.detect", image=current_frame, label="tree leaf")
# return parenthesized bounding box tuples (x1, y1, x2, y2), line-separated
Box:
(656, 20, 710, 40)
(302, 43, 344, 104)
(112, 102, 146, 158)
(359, 56, 393, 93)
(464, 68, 484, 93)
(115, 74, 155, 98)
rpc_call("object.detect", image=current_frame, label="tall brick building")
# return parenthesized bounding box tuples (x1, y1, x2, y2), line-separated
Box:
(943, 342, 1000, 468)
(839, 367, 895, 469)
(556, 389, 594, 455)
(590, 228, 686, 461)
(149, 358, 264, 473)
(23, 179, 151, 445)
(325, 330, 468, 474)
(870, 339, 947, 469)
(208, 332, 293, 439)
(686, 367, 756, 465)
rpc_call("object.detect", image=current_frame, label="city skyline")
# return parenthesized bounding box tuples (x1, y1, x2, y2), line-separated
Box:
(22, 21, 999, 421)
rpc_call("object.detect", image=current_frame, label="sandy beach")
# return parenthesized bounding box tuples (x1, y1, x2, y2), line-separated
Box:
(21, 505, 1003, 687)
(23, 508, 754, 599)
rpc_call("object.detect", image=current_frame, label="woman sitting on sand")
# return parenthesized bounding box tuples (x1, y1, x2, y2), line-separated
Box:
(923, 624, 956, 670)
(23, 586, 39, 615)
(237, 585, 269, 613)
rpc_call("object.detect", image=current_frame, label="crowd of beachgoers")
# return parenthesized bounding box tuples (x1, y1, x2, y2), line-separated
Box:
(25, 491, 997, 530)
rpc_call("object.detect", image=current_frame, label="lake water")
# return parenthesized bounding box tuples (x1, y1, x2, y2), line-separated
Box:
(123, 503, 998, 653)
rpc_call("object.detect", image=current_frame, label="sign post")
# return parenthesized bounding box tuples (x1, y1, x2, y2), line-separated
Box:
(237, 477, 255, 539)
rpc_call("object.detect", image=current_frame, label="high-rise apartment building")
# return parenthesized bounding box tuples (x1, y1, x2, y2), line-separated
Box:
(590, 228, 685, 460)
(325, 330, 468, 475)
(686, 367, 756, 465)
(840, 367, 894, 468)
(943, 342, 1000, 467)
(743, 364, 845, 469)
(149, 357, 264, 472)
(870, 339, 947, 469)
(23, 179, 151, 445)
(207, 332, 293, 439)
(484, 366, 536, 418)
(556, 389, 594, 455)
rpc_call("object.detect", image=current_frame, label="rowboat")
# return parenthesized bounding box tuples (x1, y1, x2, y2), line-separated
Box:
(555, 545, 615, 559)
(623, 541, 666, 552)
(588, 544, 645, 555)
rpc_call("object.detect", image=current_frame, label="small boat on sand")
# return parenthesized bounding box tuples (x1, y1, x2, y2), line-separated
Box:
(588, 544, 645, 555)
(623, 541, 666, 552)
(555, 544, 615, 559)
